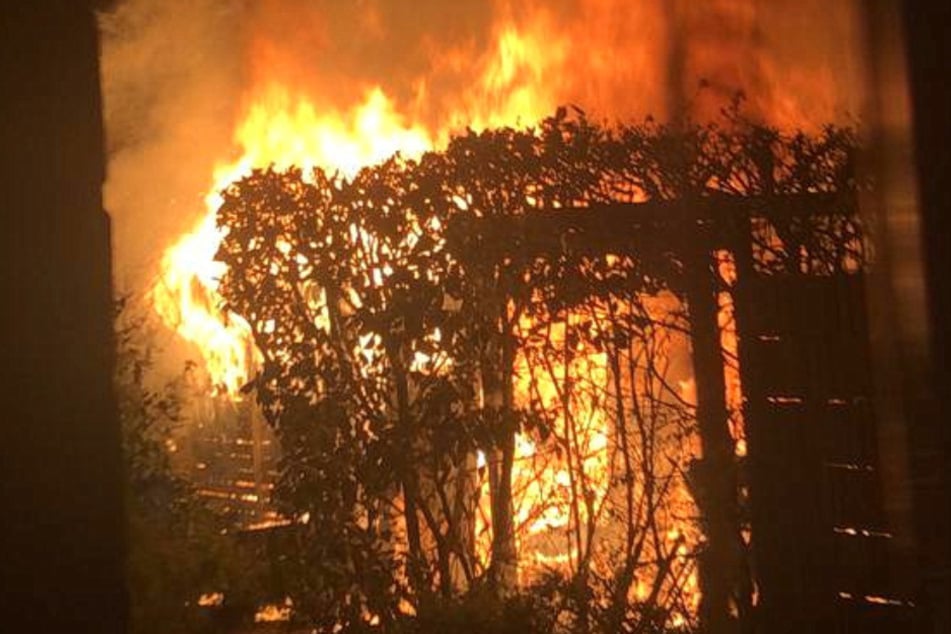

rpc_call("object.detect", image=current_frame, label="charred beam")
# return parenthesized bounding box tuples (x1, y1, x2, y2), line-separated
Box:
(447, 193, 856, 281)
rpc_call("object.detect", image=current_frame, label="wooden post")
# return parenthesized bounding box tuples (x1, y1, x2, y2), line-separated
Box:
(250, 401, 268, 522)
(681, 219, 743, 634)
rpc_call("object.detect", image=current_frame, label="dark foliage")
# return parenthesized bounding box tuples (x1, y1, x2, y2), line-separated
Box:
(116, 299, 265, 633)
(214, 105, 861, 632)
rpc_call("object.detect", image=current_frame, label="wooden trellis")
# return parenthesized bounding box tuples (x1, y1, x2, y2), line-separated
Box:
(453, 192, 916, 632)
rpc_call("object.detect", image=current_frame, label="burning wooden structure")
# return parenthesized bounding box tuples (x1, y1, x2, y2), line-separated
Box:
(204, 113, 922, 631)
(455, 192, 914, 631)
(180, 386, 280, 529)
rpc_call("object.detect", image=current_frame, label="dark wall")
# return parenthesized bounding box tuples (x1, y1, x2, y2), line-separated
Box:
(0, 3, 125, 632)
(899, 2, 951, 632)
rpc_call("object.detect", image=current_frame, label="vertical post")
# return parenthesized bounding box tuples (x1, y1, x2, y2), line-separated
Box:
(250, 401, 268, 522)
(682, 219, 743, 634)
(0, 3, 126, 632)
(864, 3, 949, 631)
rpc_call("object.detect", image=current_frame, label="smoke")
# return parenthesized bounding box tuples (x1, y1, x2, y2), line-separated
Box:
(100, 0, 247, 293)
(672, 0, 865, 126)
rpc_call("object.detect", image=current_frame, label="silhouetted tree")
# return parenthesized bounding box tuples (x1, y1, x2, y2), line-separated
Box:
(214, 105, 860, 632)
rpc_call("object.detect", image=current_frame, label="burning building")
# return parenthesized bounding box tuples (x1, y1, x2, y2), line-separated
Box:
(92, 1, 948, 632)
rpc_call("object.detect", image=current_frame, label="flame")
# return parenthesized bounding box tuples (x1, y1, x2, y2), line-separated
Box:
(151, 9, 589, 395)
(150, 1, 852, 394)
(150, 15, 700, 618)
(230, 85, 433, 182)
(152, 85, 437, 395)
(145, 1, 855, 619)
(152, 211, 253, 396)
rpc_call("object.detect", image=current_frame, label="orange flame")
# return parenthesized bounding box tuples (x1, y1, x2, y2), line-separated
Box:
(146, 3, 857, 619)
(151, 84, 437, 395)
(151, 1, 853, 393)
(150, 9, 598, 395)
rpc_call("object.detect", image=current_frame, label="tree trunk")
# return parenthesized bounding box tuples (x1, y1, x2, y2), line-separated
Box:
(483, 331, 518, 594)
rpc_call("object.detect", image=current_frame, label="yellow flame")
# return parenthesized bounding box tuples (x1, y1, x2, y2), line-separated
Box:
(152, 9, 641, 394)
(152, 85, 435, 396)
(152, 211, 253, 396)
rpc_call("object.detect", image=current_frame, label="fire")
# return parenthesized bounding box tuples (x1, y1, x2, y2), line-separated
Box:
(152, 85, 436, 395)
(230, 85, 433, 183)
(149, 0, 849, 395)
(142, 3, 843, 620)
(152, 211, 253, 396)
(152, 14, 700, 608)
(151, 8, 583, 396)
